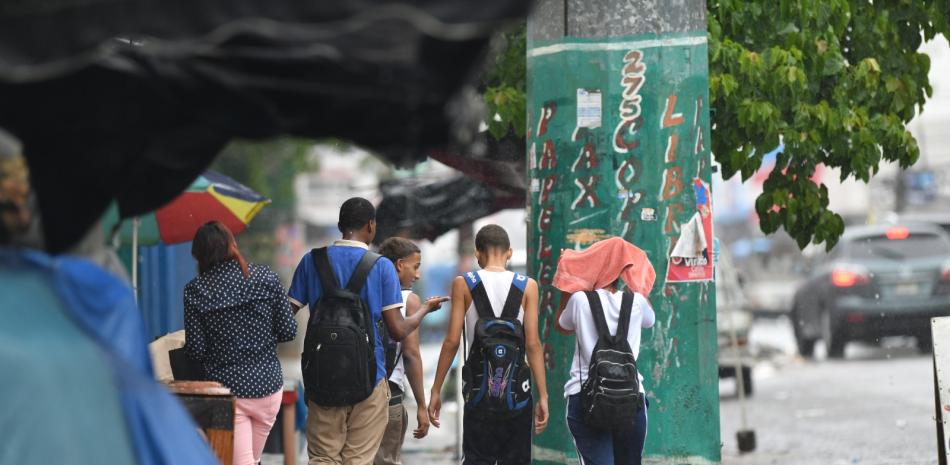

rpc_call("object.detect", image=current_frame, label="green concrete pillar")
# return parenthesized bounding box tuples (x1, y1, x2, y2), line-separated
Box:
(527, 1, 719, 463)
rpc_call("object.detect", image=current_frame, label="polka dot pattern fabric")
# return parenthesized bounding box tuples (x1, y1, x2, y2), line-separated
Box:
(184, 260, 297, 398)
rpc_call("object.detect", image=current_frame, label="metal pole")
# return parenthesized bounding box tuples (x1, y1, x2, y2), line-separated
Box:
(132, 217, 139, 303)
(933, 318, 948, 465)
(935, 352, 946, 465)
(896, 169, 907, 213)
(728, 301, 749, 427)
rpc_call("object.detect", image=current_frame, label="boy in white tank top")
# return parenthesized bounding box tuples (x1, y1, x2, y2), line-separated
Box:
(429, 224, 549, 464)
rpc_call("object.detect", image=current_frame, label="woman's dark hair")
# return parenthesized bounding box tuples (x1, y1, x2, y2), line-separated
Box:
(338, 197, 376, 234)
(475, 224, 510, 253)
(191, 221, 249, 277)
(379, 237, 421, 264)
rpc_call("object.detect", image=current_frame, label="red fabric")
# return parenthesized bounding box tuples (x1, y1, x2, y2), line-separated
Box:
(552, 237, 656, 296)
(154, 192, 246, 244)
(281, 390, 297, 405)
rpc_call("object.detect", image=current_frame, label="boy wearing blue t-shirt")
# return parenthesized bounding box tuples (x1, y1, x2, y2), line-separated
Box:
(288, 197, 446, 465)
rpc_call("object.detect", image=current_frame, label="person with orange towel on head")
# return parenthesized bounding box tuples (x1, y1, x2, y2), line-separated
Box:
(554, 237, 656, 465)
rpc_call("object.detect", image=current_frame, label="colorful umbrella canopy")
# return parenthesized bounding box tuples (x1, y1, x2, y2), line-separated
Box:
(105, 170, 269, 246)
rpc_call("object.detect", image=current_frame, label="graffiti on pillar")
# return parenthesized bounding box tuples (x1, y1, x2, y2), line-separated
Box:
(616, 155, 645, 238)
(528, 31, 715, 461)
(540, 140, 558, 169)
(664, 134, 679, 163)
(537, 101, 557, 137)
(660, 92, 687, 239)
(612, 50, 647, 238)
(539, 176, 557, 204)
(572, 143, 599, 172)
(532, 100, 563, 371)
(538, 234, 554, 260)
(661, 95, 685, 128)
(571, 176, 601, 209)
(537, 205, 554, 234)
(613, 50, 647, 154)
(693, 97, 705, 154)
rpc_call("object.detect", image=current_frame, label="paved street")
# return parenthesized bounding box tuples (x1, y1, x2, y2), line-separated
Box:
(720, 317, 941, 465)
(267, 318, 942, 465)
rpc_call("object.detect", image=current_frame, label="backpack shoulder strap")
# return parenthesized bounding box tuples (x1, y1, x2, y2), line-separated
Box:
(500, 273, 528, 319)
(311, 248, 341, 293)
(615, 291, 635, 344)
(345, 250, 381, 294)
(463, 271, 494, 319)
(584, 291, 611, 338)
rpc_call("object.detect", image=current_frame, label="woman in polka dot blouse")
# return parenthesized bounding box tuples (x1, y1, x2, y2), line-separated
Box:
(184, 221, 297, 465)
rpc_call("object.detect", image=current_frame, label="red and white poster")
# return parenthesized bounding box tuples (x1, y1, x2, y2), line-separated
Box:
(666, 178, 714, 282)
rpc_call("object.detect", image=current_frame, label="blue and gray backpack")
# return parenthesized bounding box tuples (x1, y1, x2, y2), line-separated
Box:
(461, 271, 532, 420)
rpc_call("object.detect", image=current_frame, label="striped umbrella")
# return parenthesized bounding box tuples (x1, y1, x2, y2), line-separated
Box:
(104, 170, 269, 299)
(106, 170, 270, 246)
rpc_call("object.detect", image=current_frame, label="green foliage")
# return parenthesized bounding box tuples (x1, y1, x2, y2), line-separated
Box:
(486, 3, 949, 250)
(709, 0, 949, 249)
(212, 138, 314, 267)
(482, 24, 527, 139)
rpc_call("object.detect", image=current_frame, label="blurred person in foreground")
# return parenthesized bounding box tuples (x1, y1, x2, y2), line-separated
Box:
(0, 129, 217, 465)
(185, 220, 298, 465)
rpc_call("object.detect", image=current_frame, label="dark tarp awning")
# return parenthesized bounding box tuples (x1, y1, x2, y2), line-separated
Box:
(0, 1, 531, 252)
(374, 174, 522, 244)
(374, 132, 527, 243)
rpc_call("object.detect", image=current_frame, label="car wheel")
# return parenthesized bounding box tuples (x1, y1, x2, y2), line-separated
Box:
(740, 365, 754, 397)
(792, 306, 817, 358)
(796, 331, 817, 358)
(821, 310, 846, 359)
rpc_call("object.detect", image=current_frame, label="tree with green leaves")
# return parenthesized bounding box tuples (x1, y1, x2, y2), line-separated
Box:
(485, 3, 950, 249)
(483, 25, 527, 141)
(709, 0, 949, 249)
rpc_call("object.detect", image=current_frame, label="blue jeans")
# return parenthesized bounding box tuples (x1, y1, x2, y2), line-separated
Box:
(566, 394, 648, 465)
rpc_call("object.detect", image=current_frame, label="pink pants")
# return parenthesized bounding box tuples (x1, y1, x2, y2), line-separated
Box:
(234, 391, 283, 465)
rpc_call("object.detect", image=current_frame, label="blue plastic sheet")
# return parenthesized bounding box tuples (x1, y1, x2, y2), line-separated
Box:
(0, 249, 219, 465)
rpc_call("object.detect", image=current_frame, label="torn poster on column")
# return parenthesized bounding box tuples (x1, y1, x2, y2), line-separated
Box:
(667, 178, 714, 282)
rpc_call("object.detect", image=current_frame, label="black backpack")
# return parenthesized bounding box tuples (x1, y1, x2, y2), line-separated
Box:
(580, 290, 643, 430)
(302, 247, 379, 407)
(461, 271, 532, 420)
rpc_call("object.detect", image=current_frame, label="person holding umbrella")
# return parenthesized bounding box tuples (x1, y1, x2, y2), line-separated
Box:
(184, 220, 298, 465)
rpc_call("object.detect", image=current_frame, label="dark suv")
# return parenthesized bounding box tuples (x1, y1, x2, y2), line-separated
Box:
(791, 223, 950, 358)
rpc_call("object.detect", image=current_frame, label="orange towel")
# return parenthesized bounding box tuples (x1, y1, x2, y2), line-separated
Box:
(552, 237, 656, 295)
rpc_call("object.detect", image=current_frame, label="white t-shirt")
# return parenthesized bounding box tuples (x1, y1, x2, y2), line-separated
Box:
(463, 270, 525, 354)
(388, 289, 412, 388)
(558, 289, 655, 397)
